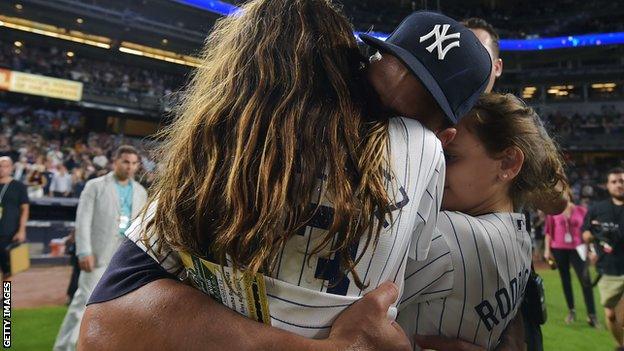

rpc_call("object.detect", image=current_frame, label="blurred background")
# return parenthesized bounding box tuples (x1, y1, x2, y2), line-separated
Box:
(0, 0, 622, 350)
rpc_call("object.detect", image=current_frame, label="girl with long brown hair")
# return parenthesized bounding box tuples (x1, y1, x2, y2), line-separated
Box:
(124, 0, 449, 338)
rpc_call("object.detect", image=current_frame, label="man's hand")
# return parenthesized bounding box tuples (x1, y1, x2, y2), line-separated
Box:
(79, 255, 95, 272)
(543, 249, 554, 263)
(582, 230, 594, 244)
(328, 282, 411, 351)
(12, 230, 26, 243)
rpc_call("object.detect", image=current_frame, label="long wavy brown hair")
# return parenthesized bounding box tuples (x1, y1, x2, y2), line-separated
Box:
(143, 0, 391, 289)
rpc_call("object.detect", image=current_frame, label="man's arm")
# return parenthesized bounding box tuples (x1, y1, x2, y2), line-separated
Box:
(75, 181, 97, 271)
(412, 313, 525, 351)
(12, 203, 28, 243)
(79, 279, 410, 351)
(581, 204, 595, 244)
(13, 184, 29, 243)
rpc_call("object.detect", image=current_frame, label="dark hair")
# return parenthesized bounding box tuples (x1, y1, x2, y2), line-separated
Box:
(114, 145, 140, 160)
(466, 93, 568, 211)
(606, 167, 624, 182)
(462, 17, 500, 58)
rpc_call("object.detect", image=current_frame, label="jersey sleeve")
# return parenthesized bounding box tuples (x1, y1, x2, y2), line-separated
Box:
(581, 204, 595, 232)
(387, 117, 446, 262)
(87, 238, 178, 305)
(400, 229, 454, 307)
(123, 202, 185, 278)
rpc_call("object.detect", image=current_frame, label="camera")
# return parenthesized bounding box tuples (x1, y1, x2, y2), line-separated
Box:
(591, 221, 621, 254)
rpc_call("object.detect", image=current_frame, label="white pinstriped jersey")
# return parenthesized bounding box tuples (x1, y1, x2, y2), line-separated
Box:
(397, 211, 532, 350)
(124, 117, 445, 338)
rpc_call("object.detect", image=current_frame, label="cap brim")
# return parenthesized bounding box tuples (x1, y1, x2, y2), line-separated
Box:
(360, 33, 457, 124)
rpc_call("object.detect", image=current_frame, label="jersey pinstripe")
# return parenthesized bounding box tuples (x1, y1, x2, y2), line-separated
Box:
(397, 211, 532, 350)
(124, 117, 445, 338)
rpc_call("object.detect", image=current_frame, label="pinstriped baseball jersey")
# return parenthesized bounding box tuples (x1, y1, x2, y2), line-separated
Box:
(124, 117, 445, 338)
(397, 211, 532, 350)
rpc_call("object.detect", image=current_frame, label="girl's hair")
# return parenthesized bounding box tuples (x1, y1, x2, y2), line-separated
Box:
(142, 0, 391, 289)
(466, 93, 569, 211)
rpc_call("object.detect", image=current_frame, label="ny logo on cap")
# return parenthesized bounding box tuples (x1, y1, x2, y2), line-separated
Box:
(419, 24, 461, 60)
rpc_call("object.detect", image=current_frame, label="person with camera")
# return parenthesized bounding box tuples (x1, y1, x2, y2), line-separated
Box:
(583, 167, 624, 350)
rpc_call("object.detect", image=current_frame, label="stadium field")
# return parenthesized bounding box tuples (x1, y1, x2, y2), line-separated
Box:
(12, 268, 614, 350)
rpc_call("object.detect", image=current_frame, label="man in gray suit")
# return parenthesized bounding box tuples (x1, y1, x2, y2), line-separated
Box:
(54, 145, 148, 351)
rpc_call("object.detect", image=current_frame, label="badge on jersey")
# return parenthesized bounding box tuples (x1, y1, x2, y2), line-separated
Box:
(179, 251, 271, 325)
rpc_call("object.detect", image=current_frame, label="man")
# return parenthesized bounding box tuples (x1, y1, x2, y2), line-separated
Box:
(0, 156, 29, 279)
(54, 145, 148, 351)
(462, 18, 503, 93)
(49, 165, 73, 197)
(583, 168, 624, 350)
(80, 11, 519, 351)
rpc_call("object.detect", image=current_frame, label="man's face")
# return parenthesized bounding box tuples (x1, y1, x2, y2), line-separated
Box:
(0, 159, 13, 178)
(470, 28, 503, 93)
(114, 153, 140, 180)
(365, 51, 446, 132)
(606, 172, 624, 201)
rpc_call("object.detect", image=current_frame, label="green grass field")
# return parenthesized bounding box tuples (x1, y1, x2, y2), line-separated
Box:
(540, 268, 613, 351)
(11, 269, 615, 350)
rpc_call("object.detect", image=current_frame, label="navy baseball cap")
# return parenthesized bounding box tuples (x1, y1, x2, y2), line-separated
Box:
(360, 11, 492, 125)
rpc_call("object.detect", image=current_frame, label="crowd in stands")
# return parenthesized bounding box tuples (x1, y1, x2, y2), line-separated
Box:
(0, 40, 183, 103)
(0, 103, 158, 199)
(542, 108, 624, 136)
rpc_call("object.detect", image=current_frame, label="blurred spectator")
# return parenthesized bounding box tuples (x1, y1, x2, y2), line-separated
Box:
(49, 165, 73, 197)
(543, 195, 597, 327)
(92, 149, 108, 170)
(71, 168, 87, 198)
(26, 166, 47, 199)
(0, 156, 29, 279)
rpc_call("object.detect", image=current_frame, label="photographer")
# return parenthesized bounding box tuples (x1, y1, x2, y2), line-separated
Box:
(583, 167, 624, 349)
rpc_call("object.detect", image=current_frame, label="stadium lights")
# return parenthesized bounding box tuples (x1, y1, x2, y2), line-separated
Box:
(591, 83, 616, 89)
(0, 15, 111, 49)
(14, 41, 22, 47)
(522, 86, 536, 99)
(119, 42, 201, 67)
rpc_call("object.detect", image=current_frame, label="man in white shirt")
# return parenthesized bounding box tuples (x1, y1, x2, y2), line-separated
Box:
(49, 165, 73, 197)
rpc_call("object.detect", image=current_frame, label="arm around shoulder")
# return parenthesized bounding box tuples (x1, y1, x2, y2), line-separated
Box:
(78, 278, 327, 351)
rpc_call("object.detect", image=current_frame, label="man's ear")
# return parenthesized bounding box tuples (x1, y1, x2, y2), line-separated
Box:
(498, 146, 523, 182)
(436, 128, 457, 148)
(494, 58, 503, 78)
